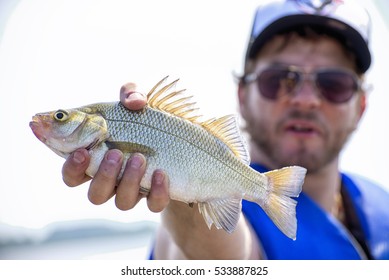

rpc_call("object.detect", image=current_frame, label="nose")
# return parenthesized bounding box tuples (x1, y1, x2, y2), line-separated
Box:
(289, 77, 321, 109)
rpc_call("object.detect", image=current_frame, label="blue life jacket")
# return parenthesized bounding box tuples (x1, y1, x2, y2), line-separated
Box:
(243, 164, 389, 259)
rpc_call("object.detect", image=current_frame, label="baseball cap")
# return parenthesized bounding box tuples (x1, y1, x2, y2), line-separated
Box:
(246, 0, 371, 73)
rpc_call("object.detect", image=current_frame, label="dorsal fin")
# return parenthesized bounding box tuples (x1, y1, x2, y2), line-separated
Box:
(146, 77, 250, 164)
(147, 76, 202, 122)
(201, 115, 250, 164)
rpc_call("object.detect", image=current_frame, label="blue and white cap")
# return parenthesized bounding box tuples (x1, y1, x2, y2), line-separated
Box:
(246, 0, 371, 73)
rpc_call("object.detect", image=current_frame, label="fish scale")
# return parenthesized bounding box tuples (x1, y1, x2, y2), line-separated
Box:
(100, 103, 245, 199)
(30, 77, 306, 239)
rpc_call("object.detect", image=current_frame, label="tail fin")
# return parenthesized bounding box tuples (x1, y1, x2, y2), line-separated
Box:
(262, 166, 306, 240)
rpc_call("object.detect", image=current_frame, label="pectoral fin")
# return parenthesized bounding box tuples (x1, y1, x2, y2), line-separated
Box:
(198, 198, 242, 234)
(106, 141, 156, 156)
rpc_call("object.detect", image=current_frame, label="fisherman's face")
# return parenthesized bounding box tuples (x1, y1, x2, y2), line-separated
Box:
(238, 35, 366, 172)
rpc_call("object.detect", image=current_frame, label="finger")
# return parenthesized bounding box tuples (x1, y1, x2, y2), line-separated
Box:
(115, 153, 147, 210)
(120, 82, 147, 110)
(147, 169, 170, 213)
(88, 149, 123, 205)
(62, 149, 92, 187)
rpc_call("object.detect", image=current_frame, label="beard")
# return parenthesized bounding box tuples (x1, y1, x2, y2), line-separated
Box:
(245, 109, 355, 173)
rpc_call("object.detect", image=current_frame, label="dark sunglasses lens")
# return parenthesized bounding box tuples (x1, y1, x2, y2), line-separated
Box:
(317, 71, 358, 103)
(257, 69, 295, 99)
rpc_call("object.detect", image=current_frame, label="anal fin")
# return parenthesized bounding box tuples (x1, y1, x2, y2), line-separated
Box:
(198, 198, 242, 234)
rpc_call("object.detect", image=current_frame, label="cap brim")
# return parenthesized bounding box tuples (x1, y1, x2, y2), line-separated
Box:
(247, 15, 371, 73)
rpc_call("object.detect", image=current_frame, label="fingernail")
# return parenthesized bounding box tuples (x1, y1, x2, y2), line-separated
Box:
(106, 150, 122, 163)
(130, 154, 143, 169)
(126, 91, 145, 102)
(154, 170, 164, 185)
(73, 151, 85, 164)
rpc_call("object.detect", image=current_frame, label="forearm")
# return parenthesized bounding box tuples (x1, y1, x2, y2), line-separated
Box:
(153, 200, 261, 260)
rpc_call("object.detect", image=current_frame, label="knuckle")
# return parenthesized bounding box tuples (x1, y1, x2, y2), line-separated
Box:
(148, 192, 169, 213)
(115, 198, 136, 211)
(97, 167, 116, 182)
(147, 199, 167, 213)
(61, 167, 83, 187)
(88, 189, 108, 205)
(61, 151, 90, 187)
(62, 176, 79, 187)
(88, 178, 116, 205)
(115, 183, 142, 211)
(94, 159, 122, 184)
(120, 159, 145, 186)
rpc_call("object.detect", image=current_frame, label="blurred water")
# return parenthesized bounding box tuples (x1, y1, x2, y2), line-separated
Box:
(0, 220, 157, 259)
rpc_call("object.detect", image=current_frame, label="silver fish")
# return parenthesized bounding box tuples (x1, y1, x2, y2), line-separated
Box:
(30, 77, 306, 239)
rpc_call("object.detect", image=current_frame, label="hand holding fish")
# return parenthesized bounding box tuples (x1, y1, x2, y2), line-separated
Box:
(61, 83, 170, 212)
(55, 80, 260, 259)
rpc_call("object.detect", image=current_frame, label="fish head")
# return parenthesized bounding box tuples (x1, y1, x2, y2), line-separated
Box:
(29, 108, 109, 158)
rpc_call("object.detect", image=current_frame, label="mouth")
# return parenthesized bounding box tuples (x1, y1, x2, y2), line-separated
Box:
(29, 116, 47, 143)
(283, 120, 321, 137)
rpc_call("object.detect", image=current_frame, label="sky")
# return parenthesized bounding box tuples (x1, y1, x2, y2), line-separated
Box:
(0, 0, 388, 230)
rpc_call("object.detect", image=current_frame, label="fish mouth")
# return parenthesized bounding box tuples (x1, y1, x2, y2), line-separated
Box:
(29, 116, 47, 143)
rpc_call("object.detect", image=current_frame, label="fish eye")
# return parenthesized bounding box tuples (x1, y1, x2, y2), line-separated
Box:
(54, 110, 69, 121)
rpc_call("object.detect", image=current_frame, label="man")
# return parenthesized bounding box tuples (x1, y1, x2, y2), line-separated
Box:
(62, 0, 389, 259)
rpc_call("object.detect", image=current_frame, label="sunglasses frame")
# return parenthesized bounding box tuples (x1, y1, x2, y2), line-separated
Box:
(242, 65, 362, 103)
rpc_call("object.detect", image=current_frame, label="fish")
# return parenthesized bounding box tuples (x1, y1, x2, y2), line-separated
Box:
(29, 77, 306, 239)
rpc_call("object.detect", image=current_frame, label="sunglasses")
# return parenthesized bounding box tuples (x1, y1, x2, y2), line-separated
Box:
(242, 66, 361, 103)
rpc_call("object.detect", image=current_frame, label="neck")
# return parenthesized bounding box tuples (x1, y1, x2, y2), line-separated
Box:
(302, 159, 342, 214)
